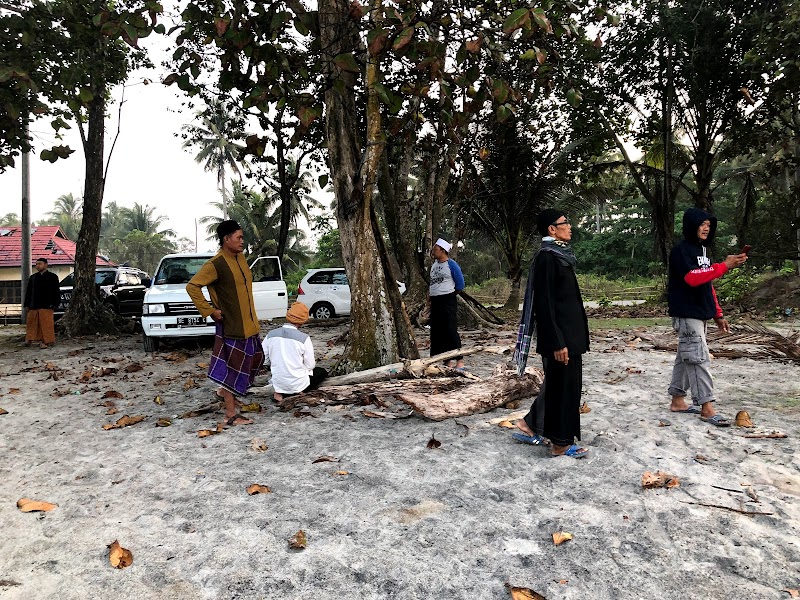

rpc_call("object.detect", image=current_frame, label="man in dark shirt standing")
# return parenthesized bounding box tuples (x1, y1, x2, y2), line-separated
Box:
(512, 209, 590, 458)
(24, 258, 60, 348)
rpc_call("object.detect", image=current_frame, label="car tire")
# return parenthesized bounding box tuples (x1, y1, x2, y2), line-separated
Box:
(312, 302, 335, 320)
(142, 333, 159, 353)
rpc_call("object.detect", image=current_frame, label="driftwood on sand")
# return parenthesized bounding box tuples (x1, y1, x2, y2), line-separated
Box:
(274, 363, 543, 421)
(251, 345, 510, 397)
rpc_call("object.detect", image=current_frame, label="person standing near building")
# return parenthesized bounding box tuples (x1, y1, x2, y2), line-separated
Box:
(666, 207, 747, 426)
(512, 209, 589, 458)
(186, 220, 264, 426)
(24, 258, 60, 349)
(428, 238, 466, 369)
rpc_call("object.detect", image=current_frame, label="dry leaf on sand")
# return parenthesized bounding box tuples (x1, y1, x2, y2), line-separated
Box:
(124, 363, 143, 373)
(312, 455, 338, 464)
(362, 410, 384, 418)
(197, 427, 222, 438)
(197, 362, 209, 369)
(108, 540, 133, 569)
(427, 435, 442, 449)
(288, 530, 307, 550)
(250, 438, 268, 452)
(246, 484, 272, 495)
(334, 470, 349, 476)
(735, 410, 754, 428)
(78, 370, 92, 383)
(155, 418, 171, 427)
(17, 498, 57, 512)
(241, 402, 262, 413)
(106, 408, 118, 415)
(183, 378, 197, 391)
(102, 390, 123, 399)
(552, 531, 573, 546)
(102, 415, 146, 430)
(782, 589, 800, 598)
(9, 388, 21, 394)
(497, 420, 516, 429)
(641, 470, 680, 489)
(505, 583, 547, 599)
(0, 408, 8, 415)
(579, 402, 591, 414)
(153, 395, 164, 405)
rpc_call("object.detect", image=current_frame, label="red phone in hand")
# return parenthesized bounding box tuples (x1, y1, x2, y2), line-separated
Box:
(740, 244, 751, 255)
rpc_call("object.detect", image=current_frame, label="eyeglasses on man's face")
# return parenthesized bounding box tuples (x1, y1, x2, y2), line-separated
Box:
(552, 219, 570, 227)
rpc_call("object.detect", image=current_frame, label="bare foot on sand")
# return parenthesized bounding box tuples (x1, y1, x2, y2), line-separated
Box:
(274, 392, 283, 402)
(515, 419, 535, 437)
(670, 396, 695, 412)
(224, 414, 253, 426)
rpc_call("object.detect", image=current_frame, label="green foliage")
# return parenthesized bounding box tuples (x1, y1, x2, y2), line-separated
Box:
(108, 229, 177, 275)
(40, 193, 82, 240)
(310, 229, 343, 269)
(714, 266, 758, 304)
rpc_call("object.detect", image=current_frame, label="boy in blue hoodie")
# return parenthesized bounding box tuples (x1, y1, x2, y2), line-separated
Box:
(667, 208, 747, 426)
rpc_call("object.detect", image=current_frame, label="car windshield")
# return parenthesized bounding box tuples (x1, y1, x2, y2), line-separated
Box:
(96, 271, 117, 286)
(60, 271, 117, 287)
(154, 258, 210, 285)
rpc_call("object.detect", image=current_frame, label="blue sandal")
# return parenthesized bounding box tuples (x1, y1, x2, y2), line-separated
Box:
(552, 444, 589, 458)
(672, 405, 701, 414)
(700, 414, 731, 427)
(512, 432, 545, 446)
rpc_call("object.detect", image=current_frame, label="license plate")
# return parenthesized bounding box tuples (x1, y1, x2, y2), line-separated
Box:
(177, 317, 205, 327)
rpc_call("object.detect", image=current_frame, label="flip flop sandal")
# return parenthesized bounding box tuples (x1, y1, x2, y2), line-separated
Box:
(700, 414, 731, 427)
(552, 444, 589, 459)
(225, 414, 253, 426)
(512, 432, 545, 446)
(672, 406, 701, 414)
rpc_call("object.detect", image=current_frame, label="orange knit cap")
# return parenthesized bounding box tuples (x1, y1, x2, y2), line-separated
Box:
(286, 302, 309, 325)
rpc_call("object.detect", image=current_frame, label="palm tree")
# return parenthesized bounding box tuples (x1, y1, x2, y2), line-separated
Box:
(200, 181, 312, 265)
(182, 99, 247, 219)
(43, 193, 82, 240)
(121, 203, 175, 237)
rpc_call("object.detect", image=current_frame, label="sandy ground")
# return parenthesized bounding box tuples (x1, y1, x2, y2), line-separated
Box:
(0, 320, 799, 600)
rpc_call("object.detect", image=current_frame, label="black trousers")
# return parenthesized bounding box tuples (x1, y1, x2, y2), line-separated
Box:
(523, 355, 582, 447)
(304, 367, 328, 392)
(430, 292, 461, 360)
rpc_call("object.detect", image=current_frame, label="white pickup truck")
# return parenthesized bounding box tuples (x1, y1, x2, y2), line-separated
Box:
(140, 253, 287, 352)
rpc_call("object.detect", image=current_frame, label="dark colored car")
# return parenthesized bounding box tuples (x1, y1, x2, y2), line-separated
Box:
(55, 267, 151, 319)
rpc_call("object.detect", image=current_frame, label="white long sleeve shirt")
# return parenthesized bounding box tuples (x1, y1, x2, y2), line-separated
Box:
(262, 325, 316, 394)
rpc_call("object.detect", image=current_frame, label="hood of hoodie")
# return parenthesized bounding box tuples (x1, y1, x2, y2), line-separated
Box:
(682, 207, 717, 246)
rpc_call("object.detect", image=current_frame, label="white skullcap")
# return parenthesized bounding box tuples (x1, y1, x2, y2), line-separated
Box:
(435, 238, 452, 253)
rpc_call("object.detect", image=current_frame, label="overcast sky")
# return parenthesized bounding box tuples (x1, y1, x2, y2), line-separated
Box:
(0, 15, 329, 253)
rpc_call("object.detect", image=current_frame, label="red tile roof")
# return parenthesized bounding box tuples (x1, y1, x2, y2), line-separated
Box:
(0, 226, 115, 268)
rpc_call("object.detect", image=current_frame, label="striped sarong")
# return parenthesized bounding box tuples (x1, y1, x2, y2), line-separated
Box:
(208, 322, 264, 396)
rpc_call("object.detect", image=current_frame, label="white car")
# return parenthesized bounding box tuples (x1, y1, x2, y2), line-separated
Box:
(296, 268, 405, 319)
(141, 253, 288, 352)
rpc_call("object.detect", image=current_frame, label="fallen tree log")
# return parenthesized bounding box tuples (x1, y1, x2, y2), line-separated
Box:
(275, 365, 543, 419)
(397, 368, 541, 421)
(251, 345, 511, 396)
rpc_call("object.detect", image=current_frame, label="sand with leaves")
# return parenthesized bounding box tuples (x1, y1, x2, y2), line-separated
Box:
(0, 319, 799, 600)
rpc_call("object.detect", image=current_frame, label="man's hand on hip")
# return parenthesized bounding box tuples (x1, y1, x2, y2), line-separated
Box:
(554, 347, 569, 365)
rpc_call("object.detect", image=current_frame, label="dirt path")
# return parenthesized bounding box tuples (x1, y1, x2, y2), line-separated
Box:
(0, 322, 798, 599)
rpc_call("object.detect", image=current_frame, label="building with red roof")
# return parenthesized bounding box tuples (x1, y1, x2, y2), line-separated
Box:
(0, 225, 114, 317)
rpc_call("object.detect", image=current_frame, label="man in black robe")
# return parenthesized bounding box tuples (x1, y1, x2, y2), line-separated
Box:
(512, 209, 590, 458)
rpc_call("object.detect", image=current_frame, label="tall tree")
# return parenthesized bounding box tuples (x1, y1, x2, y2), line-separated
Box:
(1, 0, 163, 335)
(120, 202, 175, 237)
(181, 99, 247, 219)
(42, 193, 82, 240)
(171, 0, 617, 369)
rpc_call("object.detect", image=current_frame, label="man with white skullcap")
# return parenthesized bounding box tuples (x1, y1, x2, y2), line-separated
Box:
(427, 237, 466, 369)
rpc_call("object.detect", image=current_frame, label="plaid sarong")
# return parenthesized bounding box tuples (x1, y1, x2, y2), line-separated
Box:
(208, 322, 265, 396)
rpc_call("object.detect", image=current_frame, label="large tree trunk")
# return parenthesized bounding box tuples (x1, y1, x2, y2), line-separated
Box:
(319, 0, 415, 370)
(61, 92, 117, 336)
